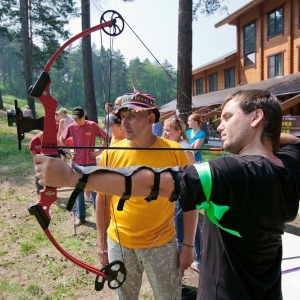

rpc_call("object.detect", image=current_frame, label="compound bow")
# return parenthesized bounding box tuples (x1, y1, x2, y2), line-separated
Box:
(14, 10, 127, 292)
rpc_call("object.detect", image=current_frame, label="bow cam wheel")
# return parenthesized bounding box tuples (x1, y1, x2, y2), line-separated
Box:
(100, 10, 124, 36)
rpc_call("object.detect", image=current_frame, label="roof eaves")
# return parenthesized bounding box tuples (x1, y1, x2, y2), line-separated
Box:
(215, 0, 263, 28)
(159, 72, 300, 113)
(192, 50, 237, 73)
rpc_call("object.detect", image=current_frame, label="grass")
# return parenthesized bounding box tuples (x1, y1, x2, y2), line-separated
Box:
(0, 107, 103, 299)
(3, 95, 45, 118)
(202, 149, 225, 161)
(3, 94, 106, 122)
(202, 141, 227, 162)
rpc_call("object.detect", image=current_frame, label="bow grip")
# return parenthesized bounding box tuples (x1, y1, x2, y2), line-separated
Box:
(28, 72, 50, 97)
(28, 203, 50, 229)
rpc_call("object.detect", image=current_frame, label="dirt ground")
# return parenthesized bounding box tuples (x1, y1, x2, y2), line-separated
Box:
(0, 180, 199, 300)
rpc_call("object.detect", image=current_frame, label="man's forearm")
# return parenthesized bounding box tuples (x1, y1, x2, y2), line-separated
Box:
(95, 193, 111, 250)
(95, 193, 111, 265)
(86, 169, 175, 199)
(60, 137, 66, 146)
(34, 155, 176, 199)
(182, 210, 198, 247)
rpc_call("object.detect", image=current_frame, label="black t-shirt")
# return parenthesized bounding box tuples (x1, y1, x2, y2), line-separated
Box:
(179, 141, 300, 300)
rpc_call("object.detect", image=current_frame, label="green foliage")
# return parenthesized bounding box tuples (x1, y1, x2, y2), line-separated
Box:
(0, 36, 24, 98)
(0, 1, 177, 115)
(0, 0, 79, 72)
(193, 0, 228, 19)
(47, 44, 176, 111)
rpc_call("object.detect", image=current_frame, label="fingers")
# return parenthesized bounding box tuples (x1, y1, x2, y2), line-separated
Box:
(97, 249, 108, 266)
(180, 261, 191, 277)
(89, 151, 98, 158)
(33, 154, 45, 164)
(33, 155, 75, 188)
(179, 247, 195, 277)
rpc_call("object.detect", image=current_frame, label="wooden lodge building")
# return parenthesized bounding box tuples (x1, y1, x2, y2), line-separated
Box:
(159, 0, 300, 136)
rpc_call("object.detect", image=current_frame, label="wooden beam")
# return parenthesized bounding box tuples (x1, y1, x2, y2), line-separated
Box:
(281, 94, 300, 111)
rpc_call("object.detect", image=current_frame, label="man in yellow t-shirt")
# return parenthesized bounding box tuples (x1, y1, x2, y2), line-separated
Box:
(95, 91, 198, 299)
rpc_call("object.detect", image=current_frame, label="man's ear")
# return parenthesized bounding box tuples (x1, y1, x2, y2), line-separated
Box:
(251, 109, 264, 128)
(148, 112, 156, 125)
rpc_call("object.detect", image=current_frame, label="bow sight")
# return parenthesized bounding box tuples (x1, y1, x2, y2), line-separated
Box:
(7, 99, 44, 150)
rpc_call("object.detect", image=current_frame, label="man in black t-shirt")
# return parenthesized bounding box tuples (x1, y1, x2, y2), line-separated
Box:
(35, 89, 300, 299)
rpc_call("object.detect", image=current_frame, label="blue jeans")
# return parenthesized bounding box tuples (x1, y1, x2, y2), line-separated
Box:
(175, 200, 201, 268)
(72, 163, 96, 220)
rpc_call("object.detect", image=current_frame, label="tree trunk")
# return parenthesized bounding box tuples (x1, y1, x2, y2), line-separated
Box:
(81, 0, 98, 123)
(177, 0, 192, 124)
(0, 89, 3, 110)
(20, 0, 36, 117)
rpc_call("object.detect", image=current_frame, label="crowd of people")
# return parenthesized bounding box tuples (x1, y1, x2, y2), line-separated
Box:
(31, 89, 300, 299)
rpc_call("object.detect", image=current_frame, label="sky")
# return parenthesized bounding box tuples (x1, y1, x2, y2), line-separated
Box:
(68, 0, 251, 69)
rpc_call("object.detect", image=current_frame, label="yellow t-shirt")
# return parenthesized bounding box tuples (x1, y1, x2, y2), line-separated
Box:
(99, 136, 189, 249)
(110, 136, 122, 145)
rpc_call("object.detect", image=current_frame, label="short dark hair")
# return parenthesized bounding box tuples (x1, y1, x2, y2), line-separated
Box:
(222, 89, 282, 152)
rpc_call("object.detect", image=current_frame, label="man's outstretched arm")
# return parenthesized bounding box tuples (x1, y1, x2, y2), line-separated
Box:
(34, 154, 175, 199)
(34, 154, 202, 274)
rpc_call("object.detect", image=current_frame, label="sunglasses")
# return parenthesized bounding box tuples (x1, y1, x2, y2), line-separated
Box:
(171, 116, 180, 122)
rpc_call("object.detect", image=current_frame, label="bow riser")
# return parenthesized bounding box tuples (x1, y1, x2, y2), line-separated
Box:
(28, 72, 58, 156)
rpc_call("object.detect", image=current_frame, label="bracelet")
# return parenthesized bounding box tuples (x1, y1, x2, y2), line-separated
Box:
(183, 242, 194, 249)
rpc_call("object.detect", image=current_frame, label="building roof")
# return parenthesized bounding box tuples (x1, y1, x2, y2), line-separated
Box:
(215, 0, 263, 28)
(159, 72, 300, 113)
(192, 50, 236, 73)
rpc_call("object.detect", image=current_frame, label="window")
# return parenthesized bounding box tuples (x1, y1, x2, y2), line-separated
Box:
(268, 53, 283, 78)
(224, 68, 235, 88)
(209, 73, 217, 92)
(195, 78, 203, 95)
(244, 22, 255, 67)
(299, 47, 300, 71)
(268, 7, 283, 37)
(299, 0, 300, 28)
